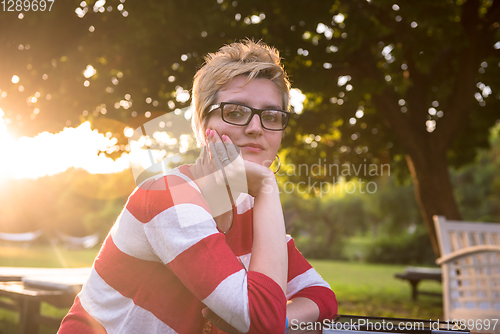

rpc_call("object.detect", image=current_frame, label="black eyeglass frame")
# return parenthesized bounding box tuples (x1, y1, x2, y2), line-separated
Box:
(207, 102, 291, 131)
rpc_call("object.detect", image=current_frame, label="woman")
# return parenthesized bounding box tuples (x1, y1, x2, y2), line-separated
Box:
(59, 39, 337, 334)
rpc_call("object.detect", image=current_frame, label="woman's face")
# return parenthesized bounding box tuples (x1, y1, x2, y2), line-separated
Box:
(204, 76, 283, 167)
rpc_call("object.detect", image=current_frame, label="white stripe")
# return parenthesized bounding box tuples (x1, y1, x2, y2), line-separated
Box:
(110, 209, 159, 262)
(237, 253, 252, 271)
(235, 193, 253, 214)
(144, 203, 218, 264)
(286, 268, 331, 299)
(79, 268, 176, 334)
(202, 269, 250, 333)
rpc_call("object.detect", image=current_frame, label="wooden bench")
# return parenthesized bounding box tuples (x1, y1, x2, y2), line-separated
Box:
(394, 266, 442, 301)
(0, 267, 91, 334)
(434, 216, 500, 333)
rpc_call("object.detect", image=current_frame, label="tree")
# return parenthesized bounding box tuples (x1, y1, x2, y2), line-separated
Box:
(277, 0, 500, 255)
(1, 0, 499, 255)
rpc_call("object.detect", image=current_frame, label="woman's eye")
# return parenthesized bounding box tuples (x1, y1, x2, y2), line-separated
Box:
(226, 110, 245, 118)
(262, 112, 279, 122)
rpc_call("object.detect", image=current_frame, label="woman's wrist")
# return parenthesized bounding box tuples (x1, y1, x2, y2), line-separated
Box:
(253, 173, 278, 198)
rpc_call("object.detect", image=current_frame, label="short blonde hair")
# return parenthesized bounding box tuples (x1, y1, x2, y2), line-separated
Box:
(191, 39, 290, 145)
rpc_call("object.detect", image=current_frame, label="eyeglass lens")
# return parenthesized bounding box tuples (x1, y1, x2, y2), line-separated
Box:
(222, 104, 286, 130)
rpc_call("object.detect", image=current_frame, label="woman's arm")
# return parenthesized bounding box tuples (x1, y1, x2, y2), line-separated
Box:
(206, 130, 288, 293)
(249, 176, 288, 293)
(286, 297, 321, 333)
(285, 237, 338, 332)
(287, 297, 320, 324)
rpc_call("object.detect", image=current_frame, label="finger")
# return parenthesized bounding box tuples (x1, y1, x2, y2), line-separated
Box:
(218, 134, 247, 199)
(221, 134, 241, 162)
(200, 145, 205, 165)
(207, 130, 231, 186)
(194, 146, 209, 179)
(209, 129, 230, 167)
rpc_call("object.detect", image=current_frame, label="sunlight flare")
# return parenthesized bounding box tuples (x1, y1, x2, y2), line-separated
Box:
(0, 120, 129, 180)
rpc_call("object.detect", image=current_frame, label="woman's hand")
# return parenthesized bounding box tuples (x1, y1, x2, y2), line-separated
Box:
(195, 129, 275, 200)
(207, 128, 275, 197)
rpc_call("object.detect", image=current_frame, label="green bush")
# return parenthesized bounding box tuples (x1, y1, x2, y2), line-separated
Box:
(365, 228, 436, 265)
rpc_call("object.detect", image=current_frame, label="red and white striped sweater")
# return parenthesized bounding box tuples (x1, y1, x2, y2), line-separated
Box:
(58, 165, 337, 334)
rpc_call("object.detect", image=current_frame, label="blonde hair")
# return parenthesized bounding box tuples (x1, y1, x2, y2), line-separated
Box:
(191, 39, 290, 145)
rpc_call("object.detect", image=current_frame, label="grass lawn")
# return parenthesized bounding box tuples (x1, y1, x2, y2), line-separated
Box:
(0, 245, 443, 333)
(310, 260, 443, 320)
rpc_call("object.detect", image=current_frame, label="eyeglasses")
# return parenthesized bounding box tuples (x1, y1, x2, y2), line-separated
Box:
(207, 102, 290, 131)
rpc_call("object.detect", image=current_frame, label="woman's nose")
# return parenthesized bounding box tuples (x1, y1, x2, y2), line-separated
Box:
(244, 114, 263, 135)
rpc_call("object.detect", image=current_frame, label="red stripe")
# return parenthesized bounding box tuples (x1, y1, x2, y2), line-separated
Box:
(94, 236, 206, 333)
(287, 238, 313, 282)
(167, 232, 244, 300)
(225, 208, 253, 256)
(58, 295, 107, 334)
(125, 182, 151, 223)
(126, 166, 211, 224)
(247, 271, 287, 334)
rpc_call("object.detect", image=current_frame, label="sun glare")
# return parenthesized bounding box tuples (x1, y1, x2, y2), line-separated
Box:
(0, 118, 130, 180)
(0, 109, 16, 182)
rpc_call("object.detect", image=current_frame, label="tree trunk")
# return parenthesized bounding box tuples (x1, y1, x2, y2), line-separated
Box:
(404, 149, 462, 257)
(372, 88, 467, 258)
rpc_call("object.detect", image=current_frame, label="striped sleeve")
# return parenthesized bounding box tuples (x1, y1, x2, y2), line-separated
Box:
(58, 296, 107, 334)
(286, 236, 338, 321)
(139, 171, 286, 333)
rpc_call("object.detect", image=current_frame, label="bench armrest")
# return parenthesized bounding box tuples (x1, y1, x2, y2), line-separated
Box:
(436, 245, 500, 265)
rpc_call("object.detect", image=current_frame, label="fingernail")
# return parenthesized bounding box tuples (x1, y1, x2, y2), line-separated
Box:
(221, 134, 228, 141)
(206, 128, 210, 136)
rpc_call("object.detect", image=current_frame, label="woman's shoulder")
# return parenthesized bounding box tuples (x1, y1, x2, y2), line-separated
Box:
(125, 165, 204, 223)
(135, 164, 196, 189)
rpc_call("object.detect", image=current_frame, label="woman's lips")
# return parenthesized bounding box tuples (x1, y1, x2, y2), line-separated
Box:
(239, 145, 264, 153)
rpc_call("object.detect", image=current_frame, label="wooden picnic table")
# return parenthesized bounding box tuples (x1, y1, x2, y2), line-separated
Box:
(394, 266, 442, 301)
(0, 267, 91, 334)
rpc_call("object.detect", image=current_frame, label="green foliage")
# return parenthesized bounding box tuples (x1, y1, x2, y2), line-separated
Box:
(452, 122, 500, 222)
(0, 168, 132, 236)
(284, 125, 500, 263)
(362, 176, 421, 235)
(282, 174, 422, 261)
(283, 189, 367, 259)
(364, 227, 436, 265)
